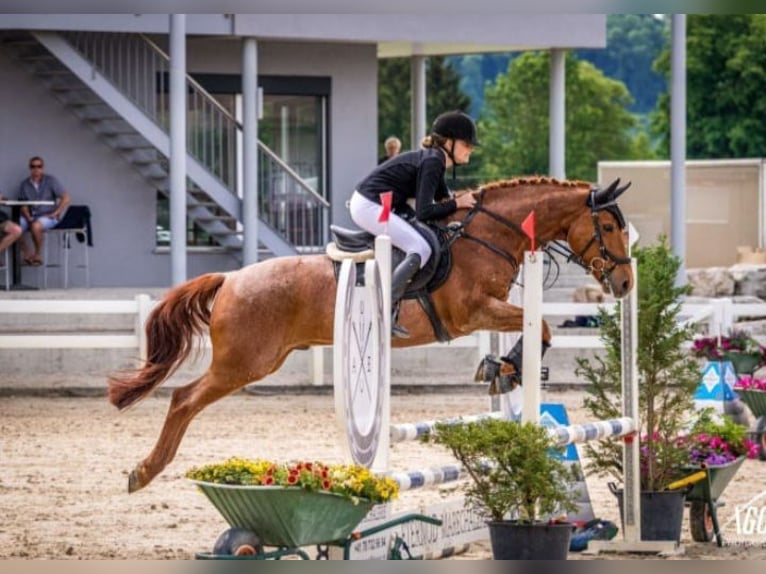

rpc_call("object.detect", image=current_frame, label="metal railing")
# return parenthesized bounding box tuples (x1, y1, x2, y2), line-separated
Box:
(60, 31, 330, 250)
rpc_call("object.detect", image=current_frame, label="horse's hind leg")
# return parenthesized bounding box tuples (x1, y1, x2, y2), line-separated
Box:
(128, 370, 240, 493)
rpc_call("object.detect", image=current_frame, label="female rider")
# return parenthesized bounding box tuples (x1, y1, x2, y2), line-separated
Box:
(349, 110, 479, 338)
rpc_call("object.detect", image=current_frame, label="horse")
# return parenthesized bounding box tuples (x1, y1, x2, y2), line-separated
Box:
(108, 176, 634, 493)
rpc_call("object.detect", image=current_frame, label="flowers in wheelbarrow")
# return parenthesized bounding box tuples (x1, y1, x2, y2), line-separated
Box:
(691, 329, 766, 362)
(683, 410, 758, 465)
(185, 457, 399, 504)
(733, 375, 766, 391)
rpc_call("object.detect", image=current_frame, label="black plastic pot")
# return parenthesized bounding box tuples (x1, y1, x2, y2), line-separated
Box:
(488, 521, 572, 560)
(610, 484, 686, 542)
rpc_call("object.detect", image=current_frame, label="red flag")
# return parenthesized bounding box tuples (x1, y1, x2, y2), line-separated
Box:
(521, 211, 536, 251)
(378, 191, 393, 223)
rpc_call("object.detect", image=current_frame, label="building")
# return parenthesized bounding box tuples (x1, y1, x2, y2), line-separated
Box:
(0, 13, 605, 286)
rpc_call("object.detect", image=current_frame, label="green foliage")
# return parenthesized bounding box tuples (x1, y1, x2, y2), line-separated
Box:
(575, 237, 701, 491)
(425, 419, 579, 523)
(378, 56, 471, 157)
(447, 15, 668, 118)
(475, 51, 651, 182)
(651, 15, 766, 159)
(577, 15, 669, 114)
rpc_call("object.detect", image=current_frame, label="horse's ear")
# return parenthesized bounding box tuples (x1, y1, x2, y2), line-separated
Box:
(614, 180, 632, 199)
(591, 178, 620, 205)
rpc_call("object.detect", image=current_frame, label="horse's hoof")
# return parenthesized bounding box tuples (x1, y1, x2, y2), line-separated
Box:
(127, 469, 145, 493)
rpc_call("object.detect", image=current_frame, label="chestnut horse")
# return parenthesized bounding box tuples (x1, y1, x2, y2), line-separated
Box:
(108, 176, 634, 492)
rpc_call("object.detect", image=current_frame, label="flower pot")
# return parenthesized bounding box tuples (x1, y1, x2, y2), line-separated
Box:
(723, 352, 763, 376)
(736, 389, 766, 418)
(488, 520, 572, 560)
(610, 485, 685, 542)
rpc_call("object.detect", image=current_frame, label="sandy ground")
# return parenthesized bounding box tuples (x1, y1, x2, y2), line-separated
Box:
(1, 387, 765, 560)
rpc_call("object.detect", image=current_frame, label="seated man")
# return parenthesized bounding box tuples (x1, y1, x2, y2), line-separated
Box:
(0, 196, 23, 264)
(17, 156, 71, 266)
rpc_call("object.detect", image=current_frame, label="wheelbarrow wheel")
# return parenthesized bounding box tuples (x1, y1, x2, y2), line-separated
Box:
(689, 501, 714, 543)
(213, 527, 264, 556)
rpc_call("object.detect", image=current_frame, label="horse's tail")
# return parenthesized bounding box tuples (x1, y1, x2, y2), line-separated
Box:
(107, 273, 226, 410)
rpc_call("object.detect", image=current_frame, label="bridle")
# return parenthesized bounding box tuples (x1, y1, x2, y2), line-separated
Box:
(443, 187, 631, 292)
(548, 189, 632, 290)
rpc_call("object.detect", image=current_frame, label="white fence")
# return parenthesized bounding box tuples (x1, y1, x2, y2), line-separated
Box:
(2, 296, 766, 385)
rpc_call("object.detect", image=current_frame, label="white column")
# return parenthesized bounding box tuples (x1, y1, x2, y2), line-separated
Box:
(411, 53, 427, 149)
(549, 49, 566, 179)
(169, 14, 187, 285)
(242, 37, 259, 265)
(671, 15, 687, 285)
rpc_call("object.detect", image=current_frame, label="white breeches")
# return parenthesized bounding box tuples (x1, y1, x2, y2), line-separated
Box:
(349, 191, 431, 268)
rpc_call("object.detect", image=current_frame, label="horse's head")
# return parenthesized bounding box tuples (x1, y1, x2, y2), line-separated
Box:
(566, 178, 634, 298)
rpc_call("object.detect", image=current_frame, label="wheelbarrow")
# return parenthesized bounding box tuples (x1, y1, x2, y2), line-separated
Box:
(190, 481, 443, 560)
(675, 456, 746, 547)
(736, 389, 766, 461)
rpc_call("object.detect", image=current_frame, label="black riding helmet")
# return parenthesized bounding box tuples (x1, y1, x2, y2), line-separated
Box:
(431, 110, 481, 146)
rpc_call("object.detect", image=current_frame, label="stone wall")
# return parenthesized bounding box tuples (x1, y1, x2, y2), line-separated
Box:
(687, 264, 766, 300)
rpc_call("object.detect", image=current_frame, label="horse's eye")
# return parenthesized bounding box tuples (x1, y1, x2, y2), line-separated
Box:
(603, 224, 615, 232)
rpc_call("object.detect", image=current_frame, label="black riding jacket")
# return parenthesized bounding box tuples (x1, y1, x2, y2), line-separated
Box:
(356, 148, 457, 222)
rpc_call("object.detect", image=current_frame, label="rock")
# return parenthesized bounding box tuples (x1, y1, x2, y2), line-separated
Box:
(686, 267, 735, 297)
(731, 265, 766, 299)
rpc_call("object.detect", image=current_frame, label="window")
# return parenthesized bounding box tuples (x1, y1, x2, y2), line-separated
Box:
(155, 74, 329, 248)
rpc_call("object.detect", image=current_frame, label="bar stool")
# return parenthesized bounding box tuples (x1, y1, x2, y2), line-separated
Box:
(2, 247, 9, 291)
(42, 205, 92, 289)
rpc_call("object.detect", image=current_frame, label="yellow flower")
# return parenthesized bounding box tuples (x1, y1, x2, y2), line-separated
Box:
(186, 458, 399, 504)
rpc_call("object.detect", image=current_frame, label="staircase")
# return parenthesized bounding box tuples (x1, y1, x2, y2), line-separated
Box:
(1, 30, 330, 259)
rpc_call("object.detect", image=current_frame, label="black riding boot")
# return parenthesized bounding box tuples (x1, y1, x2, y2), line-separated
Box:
(390, 253, 421, 338)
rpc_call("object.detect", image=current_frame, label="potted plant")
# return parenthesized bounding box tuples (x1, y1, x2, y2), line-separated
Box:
(575, 237, 702, 542)
(425, 418, 579, 560)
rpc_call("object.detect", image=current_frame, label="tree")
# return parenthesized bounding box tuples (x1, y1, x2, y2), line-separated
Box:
(651, 15, 766, 158)
(378, 56, 471, 156)
(476, 51, 650, 182)
(576, 237, 700, 491)
(577, 14, 668, 114)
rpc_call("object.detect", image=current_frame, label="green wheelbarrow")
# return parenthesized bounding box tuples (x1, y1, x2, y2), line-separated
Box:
(678, 456, 746, 547)
(190, 481, 443, 560)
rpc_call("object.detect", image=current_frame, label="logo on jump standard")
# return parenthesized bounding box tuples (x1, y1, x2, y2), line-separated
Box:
(722, 491, 766, 548)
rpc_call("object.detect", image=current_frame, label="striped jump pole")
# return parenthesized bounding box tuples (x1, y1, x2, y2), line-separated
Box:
(388, 417, 637, 493)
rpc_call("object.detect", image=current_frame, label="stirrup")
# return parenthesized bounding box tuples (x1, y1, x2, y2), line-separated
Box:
(392, 322, 410, 339)
(391, 301, 409, 338)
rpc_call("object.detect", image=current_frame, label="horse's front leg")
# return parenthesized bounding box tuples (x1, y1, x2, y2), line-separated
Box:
(470, 300, 551, 394)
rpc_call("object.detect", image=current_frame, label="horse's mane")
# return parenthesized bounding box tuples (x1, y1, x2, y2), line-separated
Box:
(480, 176, 591, 193)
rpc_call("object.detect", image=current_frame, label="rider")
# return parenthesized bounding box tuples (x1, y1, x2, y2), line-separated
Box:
(349, 110, 479, 338)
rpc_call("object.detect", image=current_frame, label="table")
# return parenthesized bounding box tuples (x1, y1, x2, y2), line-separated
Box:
(0, 200, 55, 290)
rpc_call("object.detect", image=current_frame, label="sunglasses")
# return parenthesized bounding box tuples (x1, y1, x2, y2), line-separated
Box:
(29, 164, 43, 169)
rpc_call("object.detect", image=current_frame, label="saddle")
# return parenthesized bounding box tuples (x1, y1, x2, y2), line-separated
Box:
(327, 221, 454, 342)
